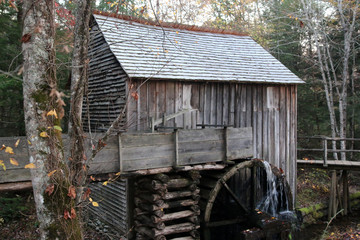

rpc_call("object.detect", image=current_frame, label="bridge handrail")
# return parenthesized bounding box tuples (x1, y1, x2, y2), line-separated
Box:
(297, 136, 360, 167)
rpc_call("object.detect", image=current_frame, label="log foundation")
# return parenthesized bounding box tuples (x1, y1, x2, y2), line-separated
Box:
(134, 171, 201, 240)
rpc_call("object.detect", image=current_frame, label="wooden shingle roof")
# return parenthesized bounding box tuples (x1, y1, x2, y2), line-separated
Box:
(93, 13, 303, 84)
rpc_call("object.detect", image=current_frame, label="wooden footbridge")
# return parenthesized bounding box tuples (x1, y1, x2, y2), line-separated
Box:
(297, 136, 360, 220)
(297, 136, 360, 170)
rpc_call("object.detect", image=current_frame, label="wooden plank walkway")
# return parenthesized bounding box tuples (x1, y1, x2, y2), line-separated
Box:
(297, 159, 360, 171)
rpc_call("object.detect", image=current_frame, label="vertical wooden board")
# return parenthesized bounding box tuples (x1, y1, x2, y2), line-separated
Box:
(127, 80, 138, 131)
(252, 86, 257, 158)
(174, 82, 183, 128)
(279, 87, 286, 172)
(291, 85, 297, 202)
(155, 81, 160, 120)
(198, 83, 205, 126)
(234, 84, 241, 128)
(256, 87, 263, 159)
(204, 84, 212, 125)
(240, 85, 247, 128)
(138, 81, 149, 131)
(191, 83, 200, 110)
(285, 86, 291, 182)
(157, 81, 166, 122)
(190, 83, 200, 129)
(165, 81, 176, 127)
(262, 87, 269, 161)
(210, 84, 216, 125)
(183, 84, 192, 129)
(136, 81, 141, 131)
(148, 81, 157, 123)
(246, 85, 252, 127)
(191, 110, 197, 129)
(274, 88, 280, 168)
(216, 83, 223, 126)
(222, 83, 229, 126)
(229, 84, 236, 127)
(268, 108, 275, 166)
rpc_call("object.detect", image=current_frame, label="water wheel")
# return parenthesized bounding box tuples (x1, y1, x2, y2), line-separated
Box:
(199, 159, 294, 240)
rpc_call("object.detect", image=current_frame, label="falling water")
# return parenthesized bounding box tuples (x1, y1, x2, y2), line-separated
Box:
(256, 160, 299, 223)
(256, 161, 281, 216)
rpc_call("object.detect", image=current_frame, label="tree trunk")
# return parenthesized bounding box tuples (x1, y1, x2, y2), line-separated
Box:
(69, 0, 92, 205)
(22, 1, 58, 238)
(23, 1, 83, 239)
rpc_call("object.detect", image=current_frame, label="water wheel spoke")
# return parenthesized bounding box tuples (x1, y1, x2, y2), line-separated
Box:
(220, 179, 250, 214)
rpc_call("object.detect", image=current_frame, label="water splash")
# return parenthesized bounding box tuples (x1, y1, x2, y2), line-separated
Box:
(256, 161, 289, 217)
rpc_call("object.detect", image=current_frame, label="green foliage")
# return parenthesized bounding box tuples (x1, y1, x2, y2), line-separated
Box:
(0, 195, 28, 222)
(0, 75, 24, 136)
(0, 4, 23, 136)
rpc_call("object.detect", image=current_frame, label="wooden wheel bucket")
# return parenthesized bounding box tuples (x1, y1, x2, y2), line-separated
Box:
(200, 159, 293, 240)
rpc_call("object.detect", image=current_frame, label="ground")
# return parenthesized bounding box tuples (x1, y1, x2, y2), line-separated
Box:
(296, 168, 360, 239)
(0, 191, 106, 240)
(1, 169, 360, 240)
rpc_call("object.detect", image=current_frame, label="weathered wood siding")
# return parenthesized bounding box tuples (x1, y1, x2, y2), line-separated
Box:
(119, 127, 253, 172)
(84, 20, 128, 131)
(127, 80, 297, 194)
(88, 180, 128, 234)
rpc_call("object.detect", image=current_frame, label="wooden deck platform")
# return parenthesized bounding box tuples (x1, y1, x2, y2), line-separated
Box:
(297, 159, 360, 171)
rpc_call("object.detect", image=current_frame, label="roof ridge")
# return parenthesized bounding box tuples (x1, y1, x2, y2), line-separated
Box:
(93, 10, 248, 37)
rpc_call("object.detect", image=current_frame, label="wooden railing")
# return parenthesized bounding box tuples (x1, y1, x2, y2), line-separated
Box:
(298, 136, 360, 167)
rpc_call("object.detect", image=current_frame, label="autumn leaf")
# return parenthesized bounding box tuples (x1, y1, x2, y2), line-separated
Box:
(67, 185, 76, 199)
(63, 45, 70, 53)
(0, 144, 5, 151)
(92, 201, 99, 207)
(53, 125, 62, 132)
(82, 188, 91, 200)
(14, 139, 20, 147)
(9, 0, 18, 12)
(47, 169, 57, 177)
(115, 172, 121, 176)
(47, 109, 58, 119)
(0, 160, 6, 171)
(102, 181, 108, 186)
(5, 147, 14, 154)
(70, 208, 76, 219)
(21, 33, 31, 43)
(27, 140, 31, 145)
(24, 163, 36, 169)
(131, 91, 139, 101)
(90, 176, 95, 181)
(64, 209, 71, 220)
(45, 184, 54, 196)
(10, 158, 19, 166)
(89, 197, 93, 202)
(39, 131, 49, 138)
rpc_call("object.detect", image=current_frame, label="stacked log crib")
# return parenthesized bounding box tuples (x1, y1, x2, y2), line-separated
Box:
(134, 171, 201, 240)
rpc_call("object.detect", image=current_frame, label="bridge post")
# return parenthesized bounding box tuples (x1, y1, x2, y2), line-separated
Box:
(323, 138, 328, 167)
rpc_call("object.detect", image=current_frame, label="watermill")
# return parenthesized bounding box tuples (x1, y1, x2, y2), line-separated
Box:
(0, 11, 302, 240)
(200, 159, 294, 240)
